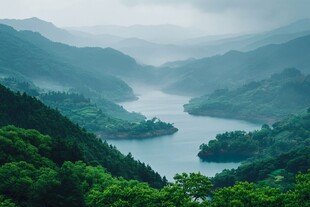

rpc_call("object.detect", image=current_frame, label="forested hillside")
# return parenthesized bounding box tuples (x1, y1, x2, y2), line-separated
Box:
(185, 68, 310, 123)
(0, 78, 177, 138)
(0, 84, 166, 188)
(0, 24, 137, 101)
(162, 34, 310, 96)
(0, 126, 308, 206)
(198, 108, 310, 194)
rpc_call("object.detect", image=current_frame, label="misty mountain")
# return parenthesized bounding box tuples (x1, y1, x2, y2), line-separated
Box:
(0, 24, 137, 101)
(4, 17, 310, 67)
(174, 19, 310, 64)
(0, 17, 130, 49)
(0, 17, 78, 44)
(0, 18, 197, 65)
(162, 34, 310, 96)
(67, 24, 203, 44)
(184, 68, 310, 124)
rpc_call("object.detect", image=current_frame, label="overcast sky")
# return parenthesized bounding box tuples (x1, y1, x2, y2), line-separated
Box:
(0, 0, 309, 34)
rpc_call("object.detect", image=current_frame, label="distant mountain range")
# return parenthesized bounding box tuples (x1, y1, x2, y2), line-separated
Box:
(67, 24, 202, 44)
(3, 17, 310, 66)
(161, 33, 310, 96)
(0, 18, 201, 65)
(1, 17, 310, 97)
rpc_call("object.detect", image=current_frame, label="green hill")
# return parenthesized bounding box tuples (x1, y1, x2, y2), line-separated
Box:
(0, 83, 308, 206)
(0, 78, 177, 138)
(41, 91, 177, 139)
(197, 107, 310, 195)
(0, 24, 137, 101)
(162, 35, 310, 96)
(0, 83, 166, 188)
(184, 68, 310, 123)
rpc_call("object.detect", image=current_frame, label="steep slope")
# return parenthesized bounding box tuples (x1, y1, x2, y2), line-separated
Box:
(0, 84, 166, 188)
(2, 125, 307, 207)
(201, 110, 310, 190)
(184, 68, 310, 123)
(163, 34, 310, 96)
(0, 24, 136, 101)
(0, 77, 144, 121)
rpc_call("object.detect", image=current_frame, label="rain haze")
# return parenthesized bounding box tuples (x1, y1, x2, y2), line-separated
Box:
(0, 0, 310, 34)
(0, 1, 310, 205)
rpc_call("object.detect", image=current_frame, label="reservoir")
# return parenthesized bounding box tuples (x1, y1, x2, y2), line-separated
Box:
(108, 90, 260, 180)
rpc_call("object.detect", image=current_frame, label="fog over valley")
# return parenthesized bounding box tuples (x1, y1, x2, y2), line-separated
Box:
(0, 1, 309, 206)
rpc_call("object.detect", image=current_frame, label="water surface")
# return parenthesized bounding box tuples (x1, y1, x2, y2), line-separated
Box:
(108, 90, 260, 180)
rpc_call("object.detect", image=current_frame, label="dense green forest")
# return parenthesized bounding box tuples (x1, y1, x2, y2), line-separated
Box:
(0, 76, 144, 121)
(0, 74, 308, 207)
(184, 68, 310, 123)
(0, 84, 166, 188)
(0, 78, 177, 138)
(198, 107, 310, 194)
(41, 91, 177, 139)
(0, 125, 309, 206)
(0, 18, 309, 207)
(198, 107, 310, 162)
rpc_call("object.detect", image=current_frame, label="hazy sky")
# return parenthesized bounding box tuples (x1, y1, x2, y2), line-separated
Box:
(0, 0, 309, 34)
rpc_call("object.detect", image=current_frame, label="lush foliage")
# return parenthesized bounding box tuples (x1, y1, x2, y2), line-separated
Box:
(0, 77, 144, 121)
(0, 126, 309, 206)
(0, 81, 309, 206)
(211, 171, 310, 207)
(212, 147, 309, 190)
(199, 131, 259, 161)
(0, 84, 166, 188)
(41, 91, 177, 139)
(0, 125, 205, 206)
(198, 106, 310, 162)
(0, 77, 177, 139)
(185, 68, 310, 123)
(199, 109, 310, 193)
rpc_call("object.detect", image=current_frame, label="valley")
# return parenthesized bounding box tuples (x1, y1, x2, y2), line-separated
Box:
(0, 3, 309, 206)
(109, 90, 259, 180)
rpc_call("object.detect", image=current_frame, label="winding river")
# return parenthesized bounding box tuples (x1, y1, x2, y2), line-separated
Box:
(108, 90, 260, 180)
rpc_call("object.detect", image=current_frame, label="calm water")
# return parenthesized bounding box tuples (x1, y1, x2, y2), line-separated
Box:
(108, 90, 260, 180)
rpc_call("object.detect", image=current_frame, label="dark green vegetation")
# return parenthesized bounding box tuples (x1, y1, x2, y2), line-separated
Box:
(185, 68, 310, 123)
(0, 125, 309, 206)
(0, 23, 142, 102)
(0, 76, 308, 207)
(0, 23, 178, 138)
(1, 81, 308, 206)
(0, 84, 166, 188)
(41, 91, 177, 139)
(0, 76, 144, 122)
(1, 17, 309, 206)
(162, 34, 310, 96)
(199, 107, 310, 197)
(199, 108, 310, 162)
(0, 77, 177, 138)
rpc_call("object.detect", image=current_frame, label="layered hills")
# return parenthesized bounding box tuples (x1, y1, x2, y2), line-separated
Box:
(0, 23, 140, 102)
(162, 34, 310, 96)
(184, 68, 310, 123)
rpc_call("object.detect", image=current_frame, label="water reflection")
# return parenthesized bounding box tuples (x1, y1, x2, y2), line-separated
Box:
(107, 90, 259, 180)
